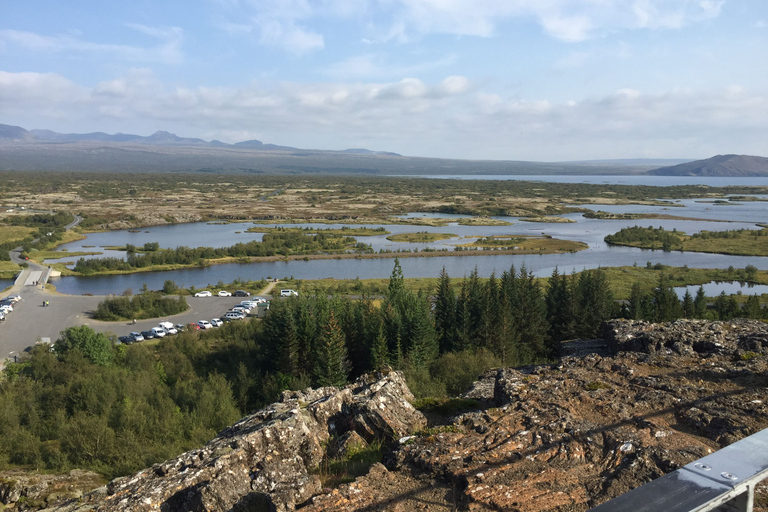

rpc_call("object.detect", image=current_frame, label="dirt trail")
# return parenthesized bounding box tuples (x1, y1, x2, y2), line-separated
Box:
(258, 280, 278, 296)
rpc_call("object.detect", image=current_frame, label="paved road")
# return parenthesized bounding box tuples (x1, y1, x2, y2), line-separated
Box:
(0, 286, 266, 362)
(1, 214, 273, 362)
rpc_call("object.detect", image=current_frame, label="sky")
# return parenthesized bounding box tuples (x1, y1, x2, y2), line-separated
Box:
(1, 0, 766, 161)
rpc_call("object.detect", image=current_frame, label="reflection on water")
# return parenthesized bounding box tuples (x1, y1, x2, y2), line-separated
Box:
(45, 192, 768, 296)
(674, 281, 768, 299)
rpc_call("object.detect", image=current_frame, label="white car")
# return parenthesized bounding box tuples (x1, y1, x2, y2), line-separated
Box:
(0, 304, 12, 313)
(210, 318, 224, 327)
(194, 291, 213, 297)
(151, 327, 167, 338)
(280, 289, 298, 297)
(217, 290, 232, 297)
(197, 320, 213, 329)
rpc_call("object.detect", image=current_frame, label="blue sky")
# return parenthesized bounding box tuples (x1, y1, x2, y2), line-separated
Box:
(1, 0, 766, 160)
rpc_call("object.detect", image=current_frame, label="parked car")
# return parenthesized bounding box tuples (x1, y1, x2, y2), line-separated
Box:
(118, 335, 133, 344)
(7, 295, 21, 303)
(251, 297, 267, 304)
(0, 312, 5, 321)
(197, 320, 213, 329)
(217, 290, 232, 297)
(174, 323, 186, 332)
(187, 322, 201, 330)
(141, 330, 156, 340)
(233, 290, 250, 297)
(129, 332, 145, 342)
(210, 318, 224, 327)
(158, 322, 178, 335)
(223, 311, 246, 320)
(151, 326, 167, 338)
(280, 289, 299, 297)
(231, 305, 251, 314)
(194, 290, 213, 297)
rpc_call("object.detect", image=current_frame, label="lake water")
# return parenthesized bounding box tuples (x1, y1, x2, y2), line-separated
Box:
(44, 178, 768, 295)
(674, 282, 768, 299)
(411, 175, 768, 187)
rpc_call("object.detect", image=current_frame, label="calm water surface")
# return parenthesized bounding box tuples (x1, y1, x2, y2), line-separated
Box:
(46, 177, 768, 295)
(674, 282, 768, 299)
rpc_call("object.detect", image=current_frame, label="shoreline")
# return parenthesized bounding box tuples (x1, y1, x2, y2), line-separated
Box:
(48, 243, 588, 278)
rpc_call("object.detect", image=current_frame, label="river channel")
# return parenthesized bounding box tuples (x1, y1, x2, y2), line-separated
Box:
(44, 191, 768, 296)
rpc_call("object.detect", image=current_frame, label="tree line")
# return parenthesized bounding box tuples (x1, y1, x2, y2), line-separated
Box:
(73, 231, 371, 274)
(1, 260, 765, 479)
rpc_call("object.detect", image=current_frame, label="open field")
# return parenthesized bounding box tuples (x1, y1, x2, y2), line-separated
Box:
(386, 232, 456, 242)
(2, 172, 764, 233)
(0, 225, 35, 244)
(606, 227, 768, 257)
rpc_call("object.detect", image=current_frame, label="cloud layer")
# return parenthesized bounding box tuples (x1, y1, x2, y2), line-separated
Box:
(2, 69, 764, 160)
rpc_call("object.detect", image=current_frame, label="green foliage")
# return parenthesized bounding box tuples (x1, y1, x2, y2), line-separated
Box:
(74, 231, 371, 274)
(93, 292, 188, 321)
(55, 326, 114, 366)
(605, 225, 683, 251)
(585, 381, 611, 391)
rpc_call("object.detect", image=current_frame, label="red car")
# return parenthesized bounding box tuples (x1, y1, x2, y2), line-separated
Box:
(188, 322, 201, 330)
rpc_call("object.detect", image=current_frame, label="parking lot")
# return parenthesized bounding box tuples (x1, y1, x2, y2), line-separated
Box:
(0, 284, 269, 362)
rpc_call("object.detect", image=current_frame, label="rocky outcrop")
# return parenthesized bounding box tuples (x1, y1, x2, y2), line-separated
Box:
(305, 320, 768, 512)
(45, 320, 768, 512)
(46, 371, 425, 512)
(604, 318, 768, 357)
(0, 470, 103, 509)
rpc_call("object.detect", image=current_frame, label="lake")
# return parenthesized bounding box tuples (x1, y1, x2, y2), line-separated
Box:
(44, 179, 768, 295)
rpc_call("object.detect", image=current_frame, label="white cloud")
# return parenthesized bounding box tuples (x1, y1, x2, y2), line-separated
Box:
(0, 25, 184, 64)
(323, 53, 457, 79)
(2, 70, 765, 160)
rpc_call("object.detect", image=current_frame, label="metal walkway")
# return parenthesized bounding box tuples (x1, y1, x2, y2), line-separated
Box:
(589, 428, 768, 512)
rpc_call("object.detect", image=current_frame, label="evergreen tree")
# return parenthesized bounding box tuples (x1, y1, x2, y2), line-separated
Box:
(313, 311, 349, 388)
(628, 282, 647, 320)
(576, 268, 615, 338)
(408, 295, 439, 369)
(478, 272, 500, 349)
(744, 295, 762, 319)
(453, 283, 473, 352)
(694, 286, 708, 318)
(681, 289, 695, 318)
(652, 273, 682, 322)
(371, 324, 390, 370)
(434, 267, 457, 353)
(511, 265, 550, 364)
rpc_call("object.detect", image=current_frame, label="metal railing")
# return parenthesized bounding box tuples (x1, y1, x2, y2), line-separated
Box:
(589, 428, 768, 512)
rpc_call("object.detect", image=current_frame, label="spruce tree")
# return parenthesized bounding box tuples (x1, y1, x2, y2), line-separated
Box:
(694, 286, 707, 318)
(408, 294, 439, 369)
(371, 324, 390, 370)
(652, 273, 682, 322)
(313, 311, 349, 388)
(434, 267, 457, 353)
(681, 289, 695, 318)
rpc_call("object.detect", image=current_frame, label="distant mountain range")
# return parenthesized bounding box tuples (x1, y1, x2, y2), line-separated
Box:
(2, 122, 764, 177)
(648, 154, 768, 177)
(0, 123, 399, 156)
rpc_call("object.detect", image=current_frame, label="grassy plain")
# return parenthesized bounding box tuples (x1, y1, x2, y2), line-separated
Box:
(0, 225, 35, 244)
(458, 235, 587, 253)
(2, 171, 764, 232)
(223, 265, 768, 301)
(608, 228, 768, 256)
(386, 232, 456, 242)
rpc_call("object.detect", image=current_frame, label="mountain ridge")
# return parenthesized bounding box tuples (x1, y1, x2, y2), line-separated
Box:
(649, 154, 768, 177)
(0, 123, 397, 156)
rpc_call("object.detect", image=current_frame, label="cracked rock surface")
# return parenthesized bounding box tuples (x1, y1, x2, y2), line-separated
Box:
(44, 320, 768, 511)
